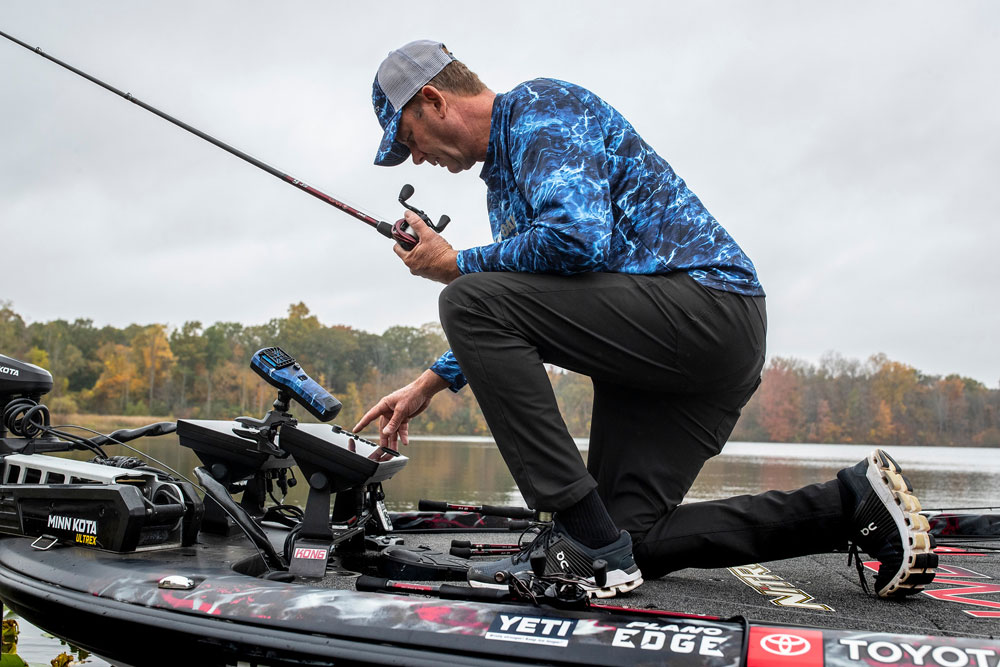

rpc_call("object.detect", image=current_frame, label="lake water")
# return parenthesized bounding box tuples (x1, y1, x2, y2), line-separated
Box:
(5, 436, 1000, 665)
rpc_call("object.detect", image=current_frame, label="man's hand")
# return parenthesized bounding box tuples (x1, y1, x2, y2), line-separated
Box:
(395, 211, 461, 284)
(353, 369, 451, 451)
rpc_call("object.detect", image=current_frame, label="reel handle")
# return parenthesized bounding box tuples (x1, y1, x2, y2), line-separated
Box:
(530, 550, 547, 576)
(394, 183, 449, 250)
(592, 559, 608, 588)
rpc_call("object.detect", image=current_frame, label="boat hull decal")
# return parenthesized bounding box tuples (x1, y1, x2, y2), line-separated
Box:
(729, 563, 834, 612)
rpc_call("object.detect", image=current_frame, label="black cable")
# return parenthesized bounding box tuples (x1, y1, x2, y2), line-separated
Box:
(262, 504, 304, 528)
(267, 488, 288, 509)
(3, 397, 50, 438)
(45, 426, 109, 458)
(2, 398, 108, 457)
(53, 424, 191, 482)
(283, 522, 303, 563)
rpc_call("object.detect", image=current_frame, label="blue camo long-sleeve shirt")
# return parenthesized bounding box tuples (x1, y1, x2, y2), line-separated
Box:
(429, 78, 764, 391)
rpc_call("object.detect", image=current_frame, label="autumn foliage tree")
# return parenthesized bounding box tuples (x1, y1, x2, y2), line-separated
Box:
(756, 357, 805, 442)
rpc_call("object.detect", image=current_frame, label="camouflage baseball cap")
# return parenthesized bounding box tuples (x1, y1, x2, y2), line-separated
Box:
(372, 40, 455, 166)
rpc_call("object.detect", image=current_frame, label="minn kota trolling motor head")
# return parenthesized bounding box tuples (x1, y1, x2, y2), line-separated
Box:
(1, 354, 54, 440)
(0, 354, 53, 400)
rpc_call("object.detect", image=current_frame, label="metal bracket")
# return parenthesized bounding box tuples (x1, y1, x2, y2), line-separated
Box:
(30, 534, 60, 551)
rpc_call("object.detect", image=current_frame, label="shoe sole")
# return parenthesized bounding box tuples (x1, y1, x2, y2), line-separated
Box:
(589, 571, 644, 599)
(867, 449, 938, 597)
(468, 569, 644, 599)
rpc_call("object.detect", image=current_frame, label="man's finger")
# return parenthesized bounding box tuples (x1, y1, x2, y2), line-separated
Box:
(382, 413, 400, 437)
(377, 414, 393, 449)
(354, 398, 390, 432)
(382, 404, 413, 449)
(405, 212, 431, 233)
(403, 209, 425, 227)
(354, 408, 380, 433)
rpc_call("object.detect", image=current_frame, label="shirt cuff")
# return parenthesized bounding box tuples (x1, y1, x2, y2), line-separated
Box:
(429, 351, 468, 392)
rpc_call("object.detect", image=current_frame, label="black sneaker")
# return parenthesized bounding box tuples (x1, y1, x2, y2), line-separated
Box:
(466, 520, 643, 598)
(837, 449, 938, 597)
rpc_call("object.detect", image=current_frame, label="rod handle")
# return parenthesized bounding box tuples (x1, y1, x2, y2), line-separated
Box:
(418, 499, 536, 520)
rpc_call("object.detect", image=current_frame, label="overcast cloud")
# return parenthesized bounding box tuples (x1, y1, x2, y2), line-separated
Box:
(1, 2, 997, 385)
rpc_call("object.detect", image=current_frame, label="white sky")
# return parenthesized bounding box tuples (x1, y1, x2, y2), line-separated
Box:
(1, 2, 997, 386)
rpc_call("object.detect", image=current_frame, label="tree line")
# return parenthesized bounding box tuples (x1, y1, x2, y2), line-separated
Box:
(1, 301, 997, 446)
(733, 353, 999, 447)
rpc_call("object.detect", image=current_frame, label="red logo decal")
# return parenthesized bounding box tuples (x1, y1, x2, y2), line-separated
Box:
(915, 563, 1000, 616)
(748, 627, 823, 667)
(762, 634, 811, 656)
(935, 546, 986, 557)
(923, 578, 1000, 615)
(293, 547, 328, 560)
(867, 556, 1000, 617)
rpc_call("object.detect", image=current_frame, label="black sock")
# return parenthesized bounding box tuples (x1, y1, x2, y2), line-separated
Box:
(557, 489, 620, 548)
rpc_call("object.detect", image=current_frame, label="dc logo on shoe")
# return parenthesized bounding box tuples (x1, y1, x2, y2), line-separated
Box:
(760, 633, 811, 656)
(556, 551, 570, 571)
(860, 522, 878, 536)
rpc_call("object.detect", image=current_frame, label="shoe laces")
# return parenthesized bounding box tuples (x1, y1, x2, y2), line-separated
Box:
(512, 522, 556, 564)
(847, 542, 872, 596)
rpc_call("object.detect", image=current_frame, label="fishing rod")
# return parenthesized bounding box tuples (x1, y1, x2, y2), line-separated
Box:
(0, 29, 449, 250)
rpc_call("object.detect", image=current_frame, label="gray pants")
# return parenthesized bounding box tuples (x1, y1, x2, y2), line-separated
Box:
(439, 271, 846, 578)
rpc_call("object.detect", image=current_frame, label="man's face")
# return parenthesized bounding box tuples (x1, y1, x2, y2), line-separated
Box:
(396, 94, 477, 173)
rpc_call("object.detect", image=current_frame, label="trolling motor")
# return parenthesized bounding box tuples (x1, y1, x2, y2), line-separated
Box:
(0, 354, 202, 552)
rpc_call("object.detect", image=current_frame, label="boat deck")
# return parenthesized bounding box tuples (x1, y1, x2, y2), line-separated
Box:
(346, 529, 1000, 641)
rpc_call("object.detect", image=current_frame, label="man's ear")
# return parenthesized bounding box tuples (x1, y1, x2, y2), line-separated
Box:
(418, 85, 448, 118)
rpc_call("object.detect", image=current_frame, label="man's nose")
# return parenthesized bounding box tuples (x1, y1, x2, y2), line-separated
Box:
(410, 148, 427, 165)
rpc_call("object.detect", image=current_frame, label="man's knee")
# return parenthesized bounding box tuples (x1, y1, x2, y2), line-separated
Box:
(438, 273, 498, 332)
